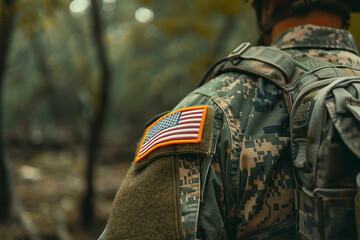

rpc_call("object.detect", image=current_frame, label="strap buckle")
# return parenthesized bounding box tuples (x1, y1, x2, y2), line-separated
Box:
(228, 42, 251, 64)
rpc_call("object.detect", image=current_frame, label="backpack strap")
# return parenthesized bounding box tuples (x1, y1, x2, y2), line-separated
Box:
(216, 42, 296, 88)
(199, 42, 299, 113)
(199, 42, 297, 88)
(227, 42, 295, 81)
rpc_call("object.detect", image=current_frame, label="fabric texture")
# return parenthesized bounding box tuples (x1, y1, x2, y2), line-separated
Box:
(175, 25, 360, 239)
(103, 108, 214, 240)
(100, 24, 360, 240)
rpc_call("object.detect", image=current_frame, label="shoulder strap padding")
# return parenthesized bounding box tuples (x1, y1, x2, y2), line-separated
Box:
(240, 46, 295, 80)
(214, 45, 296, 90)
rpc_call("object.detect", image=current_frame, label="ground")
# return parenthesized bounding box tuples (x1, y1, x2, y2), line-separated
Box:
(0, 147, 133, 240)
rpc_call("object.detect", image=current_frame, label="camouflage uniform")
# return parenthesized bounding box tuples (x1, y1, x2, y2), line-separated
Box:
(99, 25, 360, 240)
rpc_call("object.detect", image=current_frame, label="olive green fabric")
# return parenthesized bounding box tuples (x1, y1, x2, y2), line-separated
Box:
(103, 107, 214, 240)
(103, 156, 182, 240)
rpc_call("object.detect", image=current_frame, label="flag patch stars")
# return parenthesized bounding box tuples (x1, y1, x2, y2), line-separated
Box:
(135, 106, 208, 162)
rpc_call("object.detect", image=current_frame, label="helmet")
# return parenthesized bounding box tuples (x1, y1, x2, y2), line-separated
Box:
(247, 0, 360, 33)
(248, 0, 360, 13)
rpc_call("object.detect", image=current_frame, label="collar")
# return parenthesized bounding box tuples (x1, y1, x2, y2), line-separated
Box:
(271, 24, 359, 55)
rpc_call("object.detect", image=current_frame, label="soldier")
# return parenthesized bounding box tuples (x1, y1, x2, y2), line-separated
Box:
(99, 0, 360, 239)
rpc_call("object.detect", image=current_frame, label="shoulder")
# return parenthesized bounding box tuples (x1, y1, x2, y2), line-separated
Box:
(135, 69, 263, 166)
(176, 72, 258, 114)
(135, 72, 252, 165)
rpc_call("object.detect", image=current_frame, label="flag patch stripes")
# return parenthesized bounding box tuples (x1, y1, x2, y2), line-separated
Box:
(135, 106, 208, 162)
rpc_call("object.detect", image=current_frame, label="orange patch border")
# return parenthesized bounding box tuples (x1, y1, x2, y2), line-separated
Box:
(135, 106, 208, 162)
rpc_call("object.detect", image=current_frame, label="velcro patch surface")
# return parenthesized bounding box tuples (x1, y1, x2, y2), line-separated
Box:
(135, 106, 208, 162)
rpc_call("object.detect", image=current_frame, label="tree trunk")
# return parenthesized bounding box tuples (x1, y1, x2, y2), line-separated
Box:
(0, 0, 16, 221)
(82, 0, 111, 228)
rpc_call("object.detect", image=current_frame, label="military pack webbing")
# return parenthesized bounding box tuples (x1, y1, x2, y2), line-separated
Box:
(295, 188, 357, 237)
(228, 43, 296, 80)
(212, 42, 360, 90)
(202, 42, 360, 240)
(215, 42, 295, 88)
(198, 42, 305, 89)
(210, 43, 360, 113)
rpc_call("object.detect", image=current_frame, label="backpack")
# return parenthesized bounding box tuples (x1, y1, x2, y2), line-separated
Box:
(200, 42, 360, 239)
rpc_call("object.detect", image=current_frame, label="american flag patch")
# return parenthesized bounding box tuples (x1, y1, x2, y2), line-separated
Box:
(135, 106, 208, 162)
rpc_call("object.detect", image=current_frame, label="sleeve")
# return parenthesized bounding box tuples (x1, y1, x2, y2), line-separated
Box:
(101, 98, 223, 240)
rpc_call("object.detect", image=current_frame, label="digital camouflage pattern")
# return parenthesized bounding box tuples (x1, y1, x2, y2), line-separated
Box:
(272, 25, 360, 68)
(178, 155, 201, 239)
(99, 25, 360, 240)
(174, 24, 360, 239)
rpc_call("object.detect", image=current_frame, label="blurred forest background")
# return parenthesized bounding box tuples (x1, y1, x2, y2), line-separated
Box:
(0, 0, 359, 239)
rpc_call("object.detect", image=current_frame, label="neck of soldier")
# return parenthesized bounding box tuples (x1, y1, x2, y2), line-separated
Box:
(270, 9, 344, 43)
